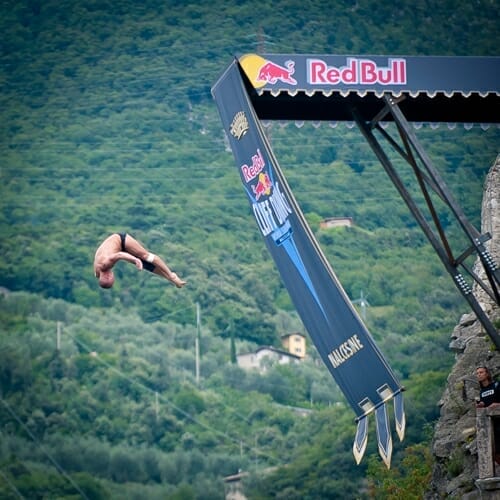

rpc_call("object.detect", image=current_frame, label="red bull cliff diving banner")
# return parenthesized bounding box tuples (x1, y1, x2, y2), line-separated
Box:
(212, 59, 406, 468)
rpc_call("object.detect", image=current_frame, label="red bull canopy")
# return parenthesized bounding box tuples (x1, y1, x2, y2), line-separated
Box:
(239, 54, 500, 123)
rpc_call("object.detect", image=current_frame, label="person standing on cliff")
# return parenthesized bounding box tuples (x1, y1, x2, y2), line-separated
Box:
(476, 366, 500, 465)
(476, 366, 500, 408)
(94, 233, 187, 289)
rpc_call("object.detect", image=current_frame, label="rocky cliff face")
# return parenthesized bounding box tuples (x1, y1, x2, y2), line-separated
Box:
(426, 156, 500, 499)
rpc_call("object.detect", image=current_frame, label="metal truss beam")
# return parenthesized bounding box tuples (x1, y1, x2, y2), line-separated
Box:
(351, 94, 500, 348)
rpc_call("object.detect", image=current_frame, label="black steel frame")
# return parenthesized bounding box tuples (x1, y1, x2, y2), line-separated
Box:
(352, 94, 500, 348)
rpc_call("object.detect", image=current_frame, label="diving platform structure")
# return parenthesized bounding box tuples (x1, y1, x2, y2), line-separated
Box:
(212, 54, 499, 466)
(221, 53, 500, 347)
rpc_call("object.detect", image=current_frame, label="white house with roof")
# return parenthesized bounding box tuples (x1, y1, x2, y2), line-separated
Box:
(236, 333, 307, 372)
(237, 346, 301, 372)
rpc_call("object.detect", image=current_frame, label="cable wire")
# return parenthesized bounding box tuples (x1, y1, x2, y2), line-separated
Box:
(63, 329, 278, 464)
(0, 468, 24, 499)
(0, 397, 90, 500)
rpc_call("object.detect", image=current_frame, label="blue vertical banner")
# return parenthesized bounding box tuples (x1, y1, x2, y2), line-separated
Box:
(212, 60, 405, 467)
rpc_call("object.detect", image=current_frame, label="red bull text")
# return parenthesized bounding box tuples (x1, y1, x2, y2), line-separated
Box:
(307, 57, 406, 85)
(241, 148, 265, 182)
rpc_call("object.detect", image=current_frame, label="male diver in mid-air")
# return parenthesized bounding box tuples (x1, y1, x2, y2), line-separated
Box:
(94, 233, 187, 289)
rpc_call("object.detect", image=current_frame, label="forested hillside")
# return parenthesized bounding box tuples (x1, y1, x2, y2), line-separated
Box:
(1, 0, 499, 498)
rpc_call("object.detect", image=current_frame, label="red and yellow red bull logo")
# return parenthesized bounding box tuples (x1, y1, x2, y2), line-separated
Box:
(240, 54, 297, 88)
(252, 172, 272, 200)
(240, 54, 407, 88)
(241, 149, 273, 200)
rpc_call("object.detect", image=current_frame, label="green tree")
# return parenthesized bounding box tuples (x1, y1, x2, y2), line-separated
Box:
(366, 443, 433, 499)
